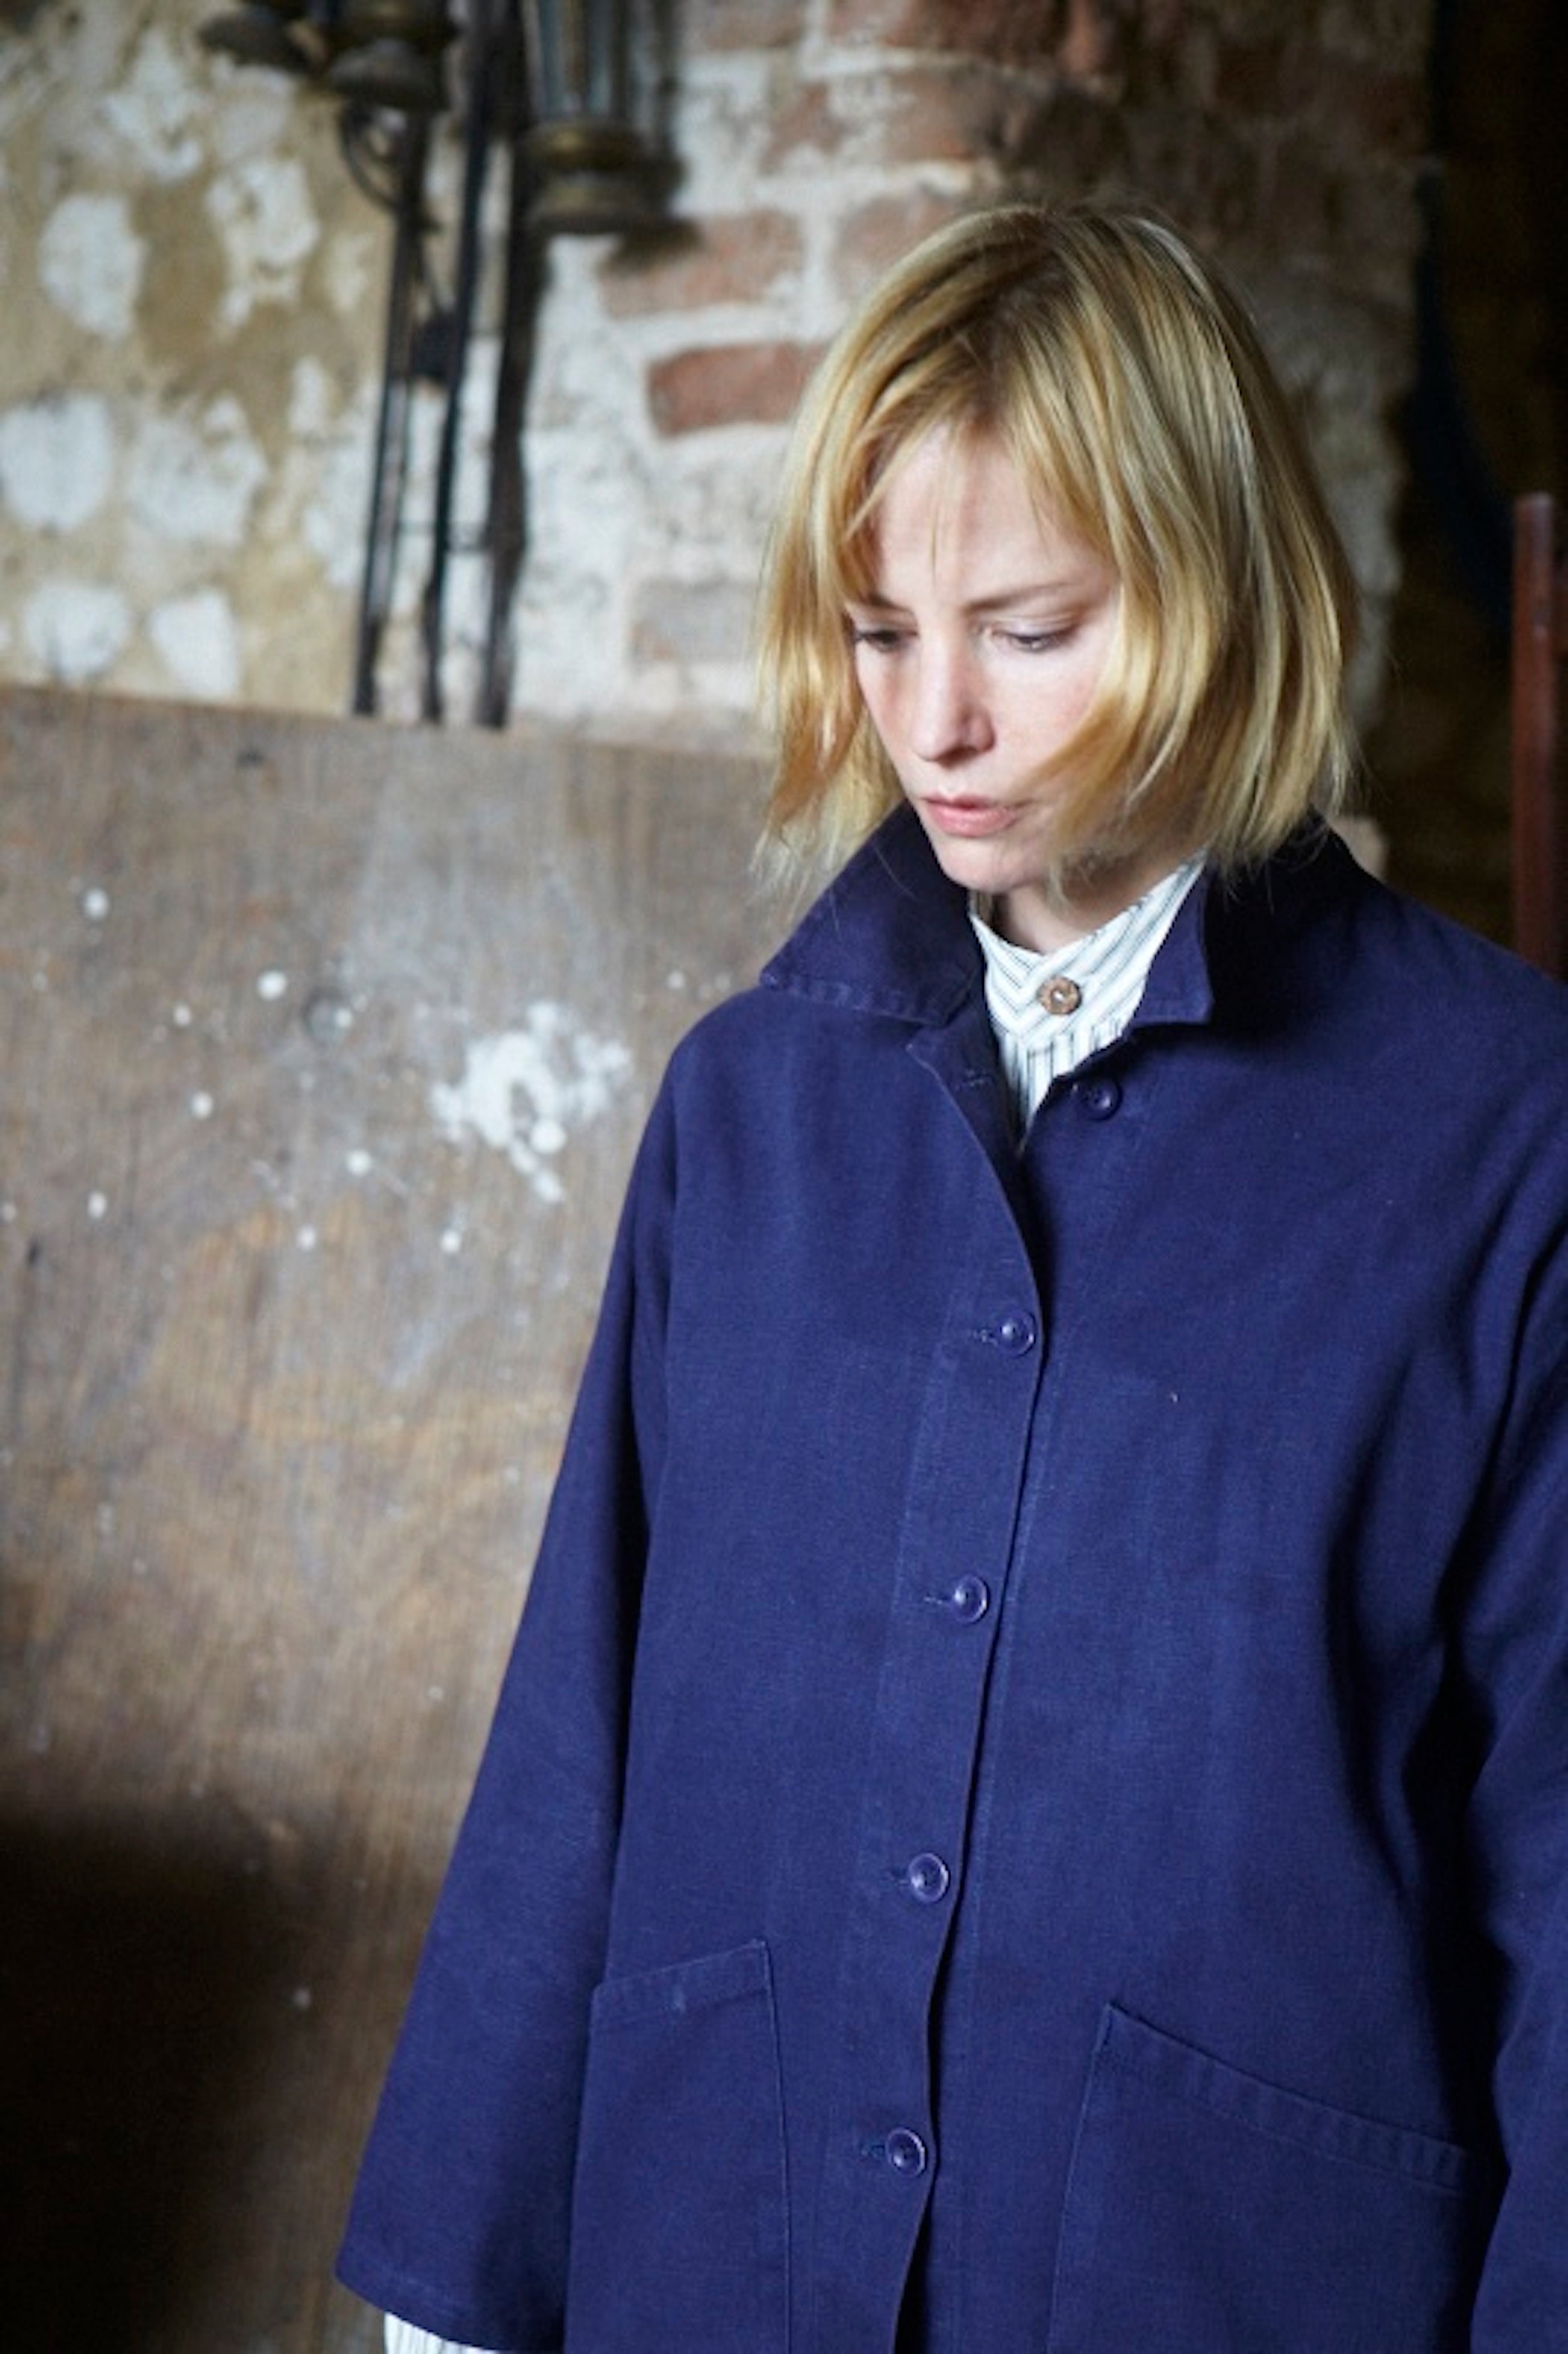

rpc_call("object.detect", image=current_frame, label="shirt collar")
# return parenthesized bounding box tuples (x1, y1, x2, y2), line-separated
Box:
(761, 800, 1352, 1034)
(969, 856, 1205, 1052)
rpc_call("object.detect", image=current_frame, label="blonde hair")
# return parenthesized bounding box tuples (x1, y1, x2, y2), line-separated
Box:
(756, 203, 1359, 882)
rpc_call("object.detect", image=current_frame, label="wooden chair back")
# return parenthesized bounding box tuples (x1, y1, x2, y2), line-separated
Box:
(1512, 490, 1568, 977)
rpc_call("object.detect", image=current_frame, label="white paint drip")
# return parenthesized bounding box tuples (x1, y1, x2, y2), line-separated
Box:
(430, 1003, 632, 1206)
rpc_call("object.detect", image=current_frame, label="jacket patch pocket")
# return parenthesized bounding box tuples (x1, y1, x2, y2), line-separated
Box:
(1047, 2006, 1487, 2353)
(565, 1940, 788, 2354)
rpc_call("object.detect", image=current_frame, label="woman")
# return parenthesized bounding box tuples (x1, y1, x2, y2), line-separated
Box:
(340, 204, 1568, 2351)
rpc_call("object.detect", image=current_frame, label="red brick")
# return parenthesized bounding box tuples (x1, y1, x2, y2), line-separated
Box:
(1313, 52, 1427, 155)
(826, 0, 1069, 70)
(761, 79, 850, 167)
(832, 190, 974, 301)
(600, 212, 803, 317)
(881, 63, 1054, 165)
(683, 0, 802, 50)
(647, 341, 827, 434)
(763, 68, 1037, 173)
(1058, 0, 1130, 87)
(1216, 37, 1426, 154)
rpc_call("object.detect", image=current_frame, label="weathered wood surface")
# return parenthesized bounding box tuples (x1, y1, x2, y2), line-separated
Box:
(0, 688, 770, 2350)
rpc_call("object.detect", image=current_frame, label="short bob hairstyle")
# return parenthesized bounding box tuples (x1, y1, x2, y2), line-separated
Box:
(756, 202, 1360, 883)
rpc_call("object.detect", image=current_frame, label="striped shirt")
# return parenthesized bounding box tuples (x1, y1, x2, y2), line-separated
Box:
(969, 856, 1205, 1129)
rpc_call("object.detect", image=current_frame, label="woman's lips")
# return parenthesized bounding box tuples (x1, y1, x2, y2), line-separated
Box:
(919, 795, 1016, 839)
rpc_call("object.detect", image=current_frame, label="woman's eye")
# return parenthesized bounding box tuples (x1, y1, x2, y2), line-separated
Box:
(848, 624, 906, 654)
(1002, 624, 1073, 653)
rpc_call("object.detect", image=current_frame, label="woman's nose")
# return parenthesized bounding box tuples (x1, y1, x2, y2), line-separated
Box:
(910, 645, 990, 760)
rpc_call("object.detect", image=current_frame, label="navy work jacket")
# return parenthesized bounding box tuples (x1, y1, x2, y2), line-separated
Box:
(340, 809, 1568, 2352)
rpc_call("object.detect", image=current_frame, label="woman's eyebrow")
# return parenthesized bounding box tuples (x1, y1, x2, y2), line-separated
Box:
(846, 574, 1099, 615)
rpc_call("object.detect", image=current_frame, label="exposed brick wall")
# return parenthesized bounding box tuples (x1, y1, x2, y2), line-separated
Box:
(495, 0, 1436, 744)
(0, 0, 1436, 751)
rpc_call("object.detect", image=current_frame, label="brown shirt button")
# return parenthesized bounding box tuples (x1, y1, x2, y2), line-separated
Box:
(1039, 976, 1083, 1016)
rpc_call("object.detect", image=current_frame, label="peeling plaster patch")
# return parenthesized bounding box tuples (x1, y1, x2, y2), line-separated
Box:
(39, 192, 146, 339)
(100, 28, 206, 183)
(211, 81, 296, 167)
(430, 1005, 632, 1206)
(150, 588, 241, 700)
(206, 154, 319, 329)
(289, 371, 374, 590)
(128, 398, 268, 546)
(321, 226, 377, 321)
(0, 394, 114, 531)
(24, 580, 130, 683)
(289, 356, 336, 439)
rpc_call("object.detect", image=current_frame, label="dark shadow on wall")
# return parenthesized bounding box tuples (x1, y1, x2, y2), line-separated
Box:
(1366, 0, 1568, 946)
(1, 1817, 280, 2340)
(0, 1813, 384, 2350)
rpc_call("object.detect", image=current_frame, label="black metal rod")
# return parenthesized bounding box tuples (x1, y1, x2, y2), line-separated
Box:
(419, 0, 496, 722)
(479, 5, 543, 727)
(352, 112, 430, 716)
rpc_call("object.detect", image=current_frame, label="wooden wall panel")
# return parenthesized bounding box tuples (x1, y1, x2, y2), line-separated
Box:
(0, 688, 770, 2350)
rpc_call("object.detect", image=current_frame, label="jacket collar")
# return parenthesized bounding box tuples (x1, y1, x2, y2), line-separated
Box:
(761, 801, 1356, 1038)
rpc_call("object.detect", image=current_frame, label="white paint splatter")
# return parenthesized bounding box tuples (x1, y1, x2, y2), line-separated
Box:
(206, 153, 319, 329)
(345, 1148, 373, 1178)
(38, 192, 146, 340)
(129, 400, 267, 546)
(190, 1091, 215, 1120)
(24, 580, 131, 683)
(296, 1225, 317, 1252)
(172, 1003, 193, 1028)
(257, 969, 288, 1001)
(87, 1191, 108, 1221)
(430, 1003, 632, 1205)
(80, 885, 110, 922)
(149, 588, 241, 700)
(0, 393, 115, 532)
(100, 28, 206, 183)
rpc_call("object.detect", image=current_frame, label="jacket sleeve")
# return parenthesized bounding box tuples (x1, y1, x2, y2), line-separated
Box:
(1463, 1234, 1568, 2349)
(337, 1077, 679, 2354)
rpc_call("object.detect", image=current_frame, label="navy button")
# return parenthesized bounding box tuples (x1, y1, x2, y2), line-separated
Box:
(1076, 1075, 1122, 1120)
(904, 1852, 951, 1904)
(944, 1574, 990, 1624)
(886, 2128, 929, 2176)
(993, 1311, 1036, 1354)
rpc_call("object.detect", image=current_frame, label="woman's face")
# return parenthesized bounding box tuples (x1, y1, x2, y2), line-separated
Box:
(846, 428, 1161, 952)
